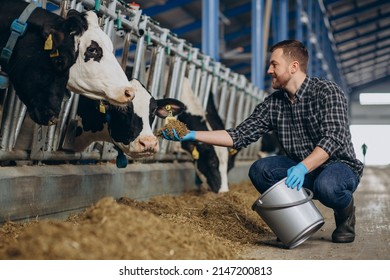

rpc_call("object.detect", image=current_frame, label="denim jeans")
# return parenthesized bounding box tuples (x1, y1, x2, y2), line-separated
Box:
(248, 155, 360, 210)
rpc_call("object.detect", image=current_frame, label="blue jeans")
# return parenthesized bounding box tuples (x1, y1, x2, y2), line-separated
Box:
(248, 156, 360, 210)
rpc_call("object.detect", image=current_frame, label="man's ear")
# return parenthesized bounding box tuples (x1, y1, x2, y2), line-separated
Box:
(290, 61, 299, 74)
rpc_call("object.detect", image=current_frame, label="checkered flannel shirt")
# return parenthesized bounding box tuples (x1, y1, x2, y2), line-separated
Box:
(226, 76, 364, 177)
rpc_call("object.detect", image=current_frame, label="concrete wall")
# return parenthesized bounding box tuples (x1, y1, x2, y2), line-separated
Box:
(0, 161, 253, 223)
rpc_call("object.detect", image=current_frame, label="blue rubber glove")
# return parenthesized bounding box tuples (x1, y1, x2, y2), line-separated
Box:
(162, 129, 196, 142)
(286, 162, 308, 191)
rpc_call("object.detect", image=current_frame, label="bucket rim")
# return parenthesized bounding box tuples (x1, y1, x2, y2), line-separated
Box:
(252, 178, 313, 210)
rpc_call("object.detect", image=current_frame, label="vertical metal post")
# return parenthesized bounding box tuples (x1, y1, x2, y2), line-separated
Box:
(0, 86, 16, 150)
(307, 0, 313, 76)
(148, 30, 168, 97)
(106, 0, 119, 39)
(59, 0, 69, 18)
(243, 84, 259, 158)
(187, 48, 199, 89)
(296, 0, 303, 42)
(217, 68, 230, 125)
(120, 31, 132, 71)
(271, 1, 278, 44)
(251, 0, 264, 89)
(175, 53, 187, 100)
(167, 40, 185, 99)
(225, 73, 239, 129)
(211, 62, 221, 108)
(13, 104, 27, 149)
(53, 94, 75, 150)
(199, 56, 211, 109)
(202, 0, 219, 60)
(315, 3, 322, 77)
(263, 0, 272, 66)
(132, 35, 146, 80)
(279, 0, 288, 40)
(235, 77, 246, 126)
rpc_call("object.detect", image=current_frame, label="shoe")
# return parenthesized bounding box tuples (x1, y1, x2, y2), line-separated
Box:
(331, 197, 356, 243)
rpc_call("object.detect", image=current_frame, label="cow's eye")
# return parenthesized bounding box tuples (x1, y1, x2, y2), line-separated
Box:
(84, 40, 103, 62)
(87, 46, 98, 55)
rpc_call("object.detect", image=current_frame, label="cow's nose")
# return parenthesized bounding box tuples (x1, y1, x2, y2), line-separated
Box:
(124, 87, 135, 101)
(138, 136, 158, 153)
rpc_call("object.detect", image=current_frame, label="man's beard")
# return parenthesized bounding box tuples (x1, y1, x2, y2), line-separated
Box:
(271, 74, 288, 89)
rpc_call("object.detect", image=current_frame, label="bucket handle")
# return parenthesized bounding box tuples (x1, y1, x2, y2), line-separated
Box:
(253, 188, 314, 210)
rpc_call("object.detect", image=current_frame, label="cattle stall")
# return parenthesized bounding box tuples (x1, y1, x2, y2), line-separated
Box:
(0, 0, 267, 222)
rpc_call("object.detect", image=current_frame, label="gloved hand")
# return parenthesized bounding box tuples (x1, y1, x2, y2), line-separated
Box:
(162, 129, 196, 142)
(286, 162, 308, 191)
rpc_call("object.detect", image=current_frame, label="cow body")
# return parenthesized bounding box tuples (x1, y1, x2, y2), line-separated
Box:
(177, 78, 237, 193)
(69, 79, 185, 159)
(258, 131, 285, 158)
(0, 0, 133, 125)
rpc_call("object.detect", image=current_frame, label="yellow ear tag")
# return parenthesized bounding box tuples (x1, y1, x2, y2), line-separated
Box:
(229, 148, 238, 156)
(164, 104, 175, 124)
(99, 101, 106, 114)
(49, 50, 59, 58)
(44, 34, 53, 50)
(192, 146, 200, 160)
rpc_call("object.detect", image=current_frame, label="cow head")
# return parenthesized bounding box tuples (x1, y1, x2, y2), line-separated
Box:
(177, 79, 238, 193)
(0, 3, 133, 126)
(107, 79, 185, 158)
(0, 5, 81, 125)
(67, 11, 135, 105)
(74, 79, 185, 158)
(176, 111, 230, 193)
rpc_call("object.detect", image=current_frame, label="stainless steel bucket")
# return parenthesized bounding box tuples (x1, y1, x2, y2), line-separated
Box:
(252, 178, 325, 249)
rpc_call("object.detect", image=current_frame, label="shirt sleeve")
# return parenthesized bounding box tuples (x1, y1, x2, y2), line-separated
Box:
(226, 97, 272, 149)
(316, 81, 349, 156)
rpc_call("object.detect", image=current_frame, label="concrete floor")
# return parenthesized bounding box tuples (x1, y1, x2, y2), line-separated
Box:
(241, 166, 390, 260)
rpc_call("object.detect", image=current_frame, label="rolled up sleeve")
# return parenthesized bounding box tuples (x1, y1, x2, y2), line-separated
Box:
(316, 83, 349, 156)
(226, 101, 271, 149)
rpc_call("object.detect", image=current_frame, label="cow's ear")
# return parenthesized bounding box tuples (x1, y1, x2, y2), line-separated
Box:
(155, 98, 186, 118)
(42, 28, 64, 49)
(42, 28, 73, 71)
(64, 9, 88, 36)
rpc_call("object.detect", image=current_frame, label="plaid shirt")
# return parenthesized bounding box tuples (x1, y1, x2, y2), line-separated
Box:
(226, 76, 364, 177)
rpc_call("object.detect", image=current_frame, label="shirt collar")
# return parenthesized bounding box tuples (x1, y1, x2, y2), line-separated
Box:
(283, 76, 310, 102)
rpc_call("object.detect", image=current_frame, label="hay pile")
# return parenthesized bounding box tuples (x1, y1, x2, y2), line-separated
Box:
(0, 182, 271, 260)
(156, 119, 189, 139)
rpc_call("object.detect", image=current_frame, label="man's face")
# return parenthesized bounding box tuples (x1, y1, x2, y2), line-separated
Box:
(267, 48, 292, 90)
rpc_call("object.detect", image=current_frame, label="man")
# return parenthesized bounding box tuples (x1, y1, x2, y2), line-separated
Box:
(163, 40, 363, 243)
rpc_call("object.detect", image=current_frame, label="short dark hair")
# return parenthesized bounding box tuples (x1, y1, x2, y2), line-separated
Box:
(270, 40, 309, 73)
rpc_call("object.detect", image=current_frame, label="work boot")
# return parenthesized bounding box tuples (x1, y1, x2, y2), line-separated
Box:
(331, 197, 356, 243)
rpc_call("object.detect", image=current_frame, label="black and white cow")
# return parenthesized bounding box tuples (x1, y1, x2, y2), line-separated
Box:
(66, 79, 185, 162)
(175, 78, 239, 193)
(0, 0, 134, 125)
(258, 131, 285, 158)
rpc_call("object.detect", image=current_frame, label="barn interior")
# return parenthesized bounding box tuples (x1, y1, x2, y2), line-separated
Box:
(0, 0, 389, 262)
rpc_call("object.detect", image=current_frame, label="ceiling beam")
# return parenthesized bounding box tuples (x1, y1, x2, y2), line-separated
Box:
(338, 33, 390, 56)
(335, 23, 390, 48)
(333, 10, 390, 36)
(341, 44, 390, 67)
(328, 1, 388, 21)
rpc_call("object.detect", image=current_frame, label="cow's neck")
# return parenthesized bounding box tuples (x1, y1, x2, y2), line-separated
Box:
(0, 2, 38, 65)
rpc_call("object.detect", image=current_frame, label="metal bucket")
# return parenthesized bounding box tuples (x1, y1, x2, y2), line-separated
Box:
(252, 178, 324, 249)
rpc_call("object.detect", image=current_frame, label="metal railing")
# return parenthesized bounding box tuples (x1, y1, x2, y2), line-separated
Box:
(0, 0, 267, 165)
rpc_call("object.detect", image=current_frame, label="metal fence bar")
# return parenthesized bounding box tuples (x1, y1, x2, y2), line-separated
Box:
(0, 0, 266, 166)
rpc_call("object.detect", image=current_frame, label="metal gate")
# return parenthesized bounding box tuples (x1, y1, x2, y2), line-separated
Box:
(0, 0, 267, 167)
